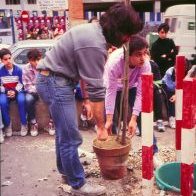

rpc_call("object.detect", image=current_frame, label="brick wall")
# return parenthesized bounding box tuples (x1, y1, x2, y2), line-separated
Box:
(68, 0, 84, 21)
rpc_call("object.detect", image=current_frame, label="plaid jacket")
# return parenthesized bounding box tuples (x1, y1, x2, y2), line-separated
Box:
(22, 63, 37, 94)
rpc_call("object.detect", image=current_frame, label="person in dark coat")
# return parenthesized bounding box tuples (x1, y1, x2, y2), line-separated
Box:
(150, 23, 178, 77)
(150, 59, 166, 131)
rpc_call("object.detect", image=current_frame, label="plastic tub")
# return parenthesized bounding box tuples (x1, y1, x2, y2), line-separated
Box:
(155, 162, 196, 192)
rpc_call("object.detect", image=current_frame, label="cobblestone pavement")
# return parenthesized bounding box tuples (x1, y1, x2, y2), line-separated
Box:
(1, 125, 195, 196)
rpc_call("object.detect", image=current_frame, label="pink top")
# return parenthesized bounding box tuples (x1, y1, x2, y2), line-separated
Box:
(104, 48, 151, 116)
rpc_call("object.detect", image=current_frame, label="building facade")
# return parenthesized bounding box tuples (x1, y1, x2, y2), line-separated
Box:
(0, 0, 195, 44)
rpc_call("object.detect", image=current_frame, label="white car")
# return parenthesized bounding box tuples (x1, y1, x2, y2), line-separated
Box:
(164, 4, 196, 64)
(9, 39, 56, 68)
(0, 43, 11, 50)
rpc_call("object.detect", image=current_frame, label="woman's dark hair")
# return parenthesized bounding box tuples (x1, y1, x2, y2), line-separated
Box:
(158, 23, 170, 33)
(27, 49, 42, 61)
(100, 2, 143, 47)
(0, 48, 11, 59)
(129, 35, 148, 55)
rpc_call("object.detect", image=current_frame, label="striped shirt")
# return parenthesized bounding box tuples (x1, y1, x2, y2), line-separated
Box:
(22, 63, 37, 93)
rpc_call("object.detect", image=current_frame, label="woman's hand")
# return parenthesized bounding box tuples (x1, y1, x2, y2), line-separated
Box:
(169, 95, 176, 102)
(127, 115, 137, 138)
(105, 114, 113, 135)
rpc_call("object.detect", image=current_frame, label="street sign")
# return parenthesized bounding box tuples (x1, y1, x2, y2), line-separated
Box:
(38, 0, 68, 11)
(21, 10, 29, 23)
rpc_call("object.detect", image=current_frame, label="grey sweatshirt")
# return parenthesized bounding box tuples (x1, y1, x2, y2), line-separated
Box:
(37, 23, 108, 101)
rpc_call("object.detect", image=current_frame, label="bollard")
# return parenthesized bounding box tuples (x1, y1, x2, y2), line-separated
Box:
(141, 73, 154, 195)
(175, 55, 186, 161)
(181, 78, 195, 196)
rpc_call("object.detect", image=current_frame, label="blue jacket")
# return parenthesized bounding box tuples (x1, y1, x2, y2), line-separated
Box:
(162, 67, 175, 91)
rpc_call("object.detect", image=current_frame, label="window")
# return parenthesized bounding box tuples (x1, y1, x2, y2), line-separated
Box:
(0, 30, 11, 36)
(0, 17, 11, 29)
(170, 18, 177, 33)
(6, 0, 20, 4)
(28, 0, 36, 4)
(188, 22, 195, 30)
(14, 48, 47, 66)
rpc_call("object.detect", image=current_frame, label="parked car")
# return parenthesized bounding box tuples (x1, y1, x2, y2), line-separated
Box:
(164, 4, 196, 65)
(9, 39, 56, 68)
(0, 43, 11, 50)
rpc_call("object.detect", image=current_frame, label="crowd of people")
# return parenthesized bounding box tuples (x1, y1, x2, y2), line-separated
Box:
(0, 48, 55, 144)
(0, 2, 195, 196)
(25, 24, 64, 40)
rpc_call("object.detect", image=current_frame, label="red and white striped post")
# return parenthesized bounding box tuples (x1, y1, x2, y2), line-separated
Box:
(181, 78, 195, 196)
(141, 73, 154, 195)
(175, 55, 186, 161)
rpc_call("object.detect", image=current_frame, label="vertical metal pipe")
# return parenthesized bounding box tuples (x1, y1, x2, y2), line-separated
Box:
(121, 0, 130, 145)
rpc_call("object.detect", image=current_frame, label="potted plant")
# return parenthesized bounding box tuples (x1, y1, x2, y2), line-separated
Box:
(93, 41, 131, 180)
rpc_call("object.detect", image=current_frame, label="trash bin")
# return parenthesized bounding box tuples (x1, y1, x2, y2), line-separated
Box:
(155, 162, 196, 193)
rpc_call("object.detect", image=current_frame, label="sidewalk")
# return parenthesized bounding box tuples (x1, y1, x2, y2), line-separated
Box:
(0, 126, 195, 196)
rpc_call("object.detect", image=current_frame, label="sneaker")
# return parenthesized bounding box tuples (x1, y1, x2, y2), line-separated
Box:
(92, 125, 98, 133)
(5, 124, 12, 137)
(21, 125, 28, 136)
(0, 129, 4, 144)
(30, 123, 38, 137)
(71, 183, 106, 196)
(46, 121, 55, 136)
(156, 120, 166, 132)
(153, 153, 163, 169)
(169, 116, 176, 129)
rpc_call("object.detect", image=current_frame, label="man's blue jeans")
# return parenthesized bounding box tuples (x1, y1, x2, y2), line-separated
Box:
(36, 73, 85, 189)
(0, 92, 27, 127)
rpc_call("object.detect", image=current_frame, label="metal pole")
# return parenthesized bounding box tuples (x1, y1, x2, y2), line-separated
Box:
(20, 0, 26, 40)
(20, 0, 25, 10)
(10, 9, 16, 44)
(121, 0, 130, 145)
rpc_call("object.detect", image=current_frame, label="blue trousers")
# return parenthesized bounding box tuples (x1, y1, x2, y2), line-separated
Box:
(0, 92, 27, 127)
(0, 107, 4, 129)
(25, 93, 39, 122)
(162, 84, 175, 117)
(36, 73, 85, 189)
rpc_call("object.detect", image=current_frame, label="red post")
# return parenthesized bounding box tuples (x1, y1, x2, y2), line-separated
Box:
(181, 78, 195, 196)
(141, 73, 154, 195)
(175, 55, 185, 161)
